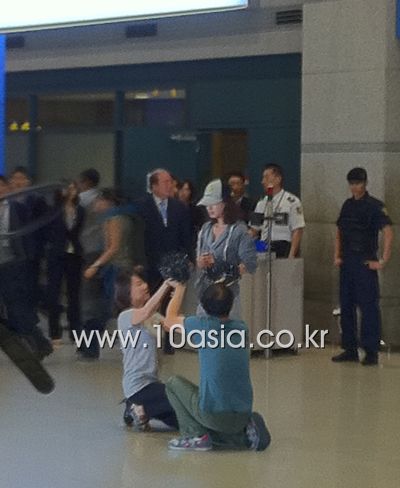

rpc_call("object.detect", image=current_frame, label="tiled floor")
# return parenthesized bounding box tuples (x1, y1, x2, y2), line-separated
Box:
(1, 343, 399, 488)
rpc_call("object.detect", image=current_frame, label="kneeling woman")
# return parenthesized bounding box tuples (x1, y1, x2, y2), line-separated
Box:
(115, 267, 178, 431)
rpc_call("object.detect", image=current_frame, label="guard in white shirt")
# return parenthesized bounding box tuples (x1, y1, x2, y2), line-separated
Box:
(251, 164, 305, 258)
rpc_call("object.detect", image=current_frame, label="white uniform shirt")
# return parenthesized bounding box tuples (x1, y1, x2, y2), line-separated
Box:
(253, 189, 305, 242)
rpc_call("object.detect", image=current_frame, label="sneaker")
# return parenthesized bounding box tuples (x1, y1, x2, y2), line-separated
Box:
(123, 401, 134, 426)
(76, 351, 98, 362)
(123, 403, 151, 432)
(331, 350, 359, 363)
(361, 352, 378, 366)
(168, 433, 212, 451)
(246, 412, 271, 451)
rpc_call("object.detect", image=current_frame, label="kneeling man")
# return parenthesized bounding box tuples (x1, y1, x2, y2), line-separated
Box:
(163, 282, 271, 452)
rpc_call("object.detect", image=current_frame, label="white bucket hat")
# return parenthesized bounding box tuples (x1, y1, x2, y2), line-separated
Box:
(197, 179, 223, 206)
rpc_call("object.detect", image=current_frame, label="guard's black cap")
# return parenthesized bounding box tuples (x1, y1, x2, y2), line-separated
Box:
(347, 167, 367, 182)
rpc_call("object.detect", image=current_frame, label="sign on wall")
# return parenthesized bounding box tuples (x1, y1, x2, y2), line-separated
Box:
(0, 0, 248, 33)
(397, 0, 400, 38)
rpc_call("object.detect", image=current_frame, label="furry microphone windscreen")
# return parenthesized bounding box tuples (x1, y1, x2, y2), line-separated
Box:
(159, 252, 192, 283)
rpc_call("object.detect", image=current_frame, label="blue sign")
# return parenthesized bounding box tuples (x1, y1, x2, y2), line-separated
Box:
(0, 35, 4, 174)
(397, 0, 400, 38)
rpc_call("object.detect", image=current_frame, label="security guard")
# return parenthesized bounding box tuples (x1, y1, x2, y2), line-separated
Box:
(251, 164, 305, 258)
(332, 167, 393, 366)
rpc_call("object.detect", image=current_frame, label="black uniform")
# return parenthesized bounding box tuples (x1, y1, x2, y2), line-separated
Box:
(337, 192, 391, 354)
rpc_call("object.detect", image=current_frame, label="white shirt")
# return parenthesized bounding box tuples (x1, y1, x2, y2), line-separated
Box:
(0, 199, 10, 230)
(253, 189, 305, 242)
(79, 188, 99, 208)
(153, 194, 168, 226)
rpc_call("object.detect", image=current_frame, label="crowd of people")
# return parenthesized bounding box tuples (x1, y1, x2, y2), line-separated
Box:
(0, 162, 392, 451)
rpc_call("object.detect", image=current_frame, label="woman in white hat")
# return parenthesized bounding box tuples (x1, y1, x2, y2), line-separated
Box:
(196, 179, 257, 319)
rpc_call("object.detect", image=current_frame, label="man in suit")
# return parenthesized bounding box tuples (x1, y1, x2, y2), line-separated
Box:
(138, 169, 192, 353)
(139, 169, 193, 288)
(8, 166, 49, 309)
(227, 172, 256, 224)
(0, 176, 53, 360)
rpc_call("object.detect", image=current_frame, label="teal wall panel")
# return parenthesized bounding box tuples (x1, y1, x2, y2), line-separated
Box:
(6, 54, 301, 196)
(248, 125, 301, 198)
(189, 74, 301, 196)
(122, 127, 199, 197)
(190, 78, 300, 128)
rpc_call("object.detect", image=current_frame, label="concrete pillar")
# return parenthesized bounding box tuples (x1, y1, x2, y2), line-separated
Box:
(301, 0, 400, 345)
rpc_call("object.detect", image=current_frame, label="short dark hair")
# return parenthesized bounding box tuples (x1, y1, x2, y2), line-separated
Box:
(114, 265, 148, 312)
(0, 175, 8, 184)
(79, 168, 100, 187)
(10, 166, 29, 177)
(97, 188, 123, 206)
(227, 171, 245, 183)
(347, 167, 367, 183)
(177, 179, 196, 201)
(264, 164, 284, 183)
(200, 283, 234, 317)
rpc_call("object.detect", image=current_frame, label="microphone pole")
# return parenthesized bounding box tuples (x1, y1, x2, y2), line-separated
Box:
(265, 186, 274, 355)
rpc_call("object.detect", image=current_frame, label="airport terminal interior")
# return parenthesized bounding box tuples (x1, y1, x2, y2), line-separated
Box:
(1, 0, 400, 487)
(1, 343, 400, 488)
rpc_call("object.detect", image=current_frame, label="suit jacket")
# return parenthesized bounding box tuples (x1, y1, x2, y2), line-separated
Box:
(238, 196, 256, 223)
(1, 200, 32, 263)
(138, 194, 192, 286)
(46, 204, 85, 257)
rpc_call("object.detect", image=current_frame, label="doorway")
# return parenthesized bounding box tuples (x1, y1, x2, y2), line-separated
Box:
(210, 129, 247, 178)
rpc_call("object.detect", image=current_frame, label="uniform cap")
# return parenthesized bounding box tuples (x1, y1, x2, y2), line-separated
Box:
(347, 167, 367, 182)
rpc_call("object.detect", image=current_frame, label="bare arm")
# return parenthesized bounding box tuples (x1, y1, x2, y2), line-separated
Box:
(289, 228, 303, 258)
(248, 227, 259, 238)
(84, 218, 123, 279)
(96, 218, 122, 267)
(163, 283, 186, 332)
(334, 228, 343, 267)
(366, 225, 393, 271)
(132, 282, 171, 325)
(381, 225, 393, 264)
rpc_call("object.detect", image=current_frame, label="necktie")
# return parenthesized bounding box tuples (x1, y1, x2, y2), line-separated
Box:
(159, 200, 168, 226)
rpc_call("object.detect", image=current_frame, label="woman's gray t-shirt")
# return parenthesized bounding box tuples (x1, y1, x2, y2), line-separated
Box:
(118, 309, 160, 399)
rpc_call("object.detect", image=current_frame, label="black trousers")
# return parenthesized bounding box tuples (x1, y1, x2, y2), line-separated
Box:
(78, 256, 110, 359)
(127, 382, 178, 429)
(46, 253, 83, 340)
(0, 261, 38, 335)
(270, 240, 291, 258)
(0, 260, 51, 356)
(340, 255, 381, 354)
